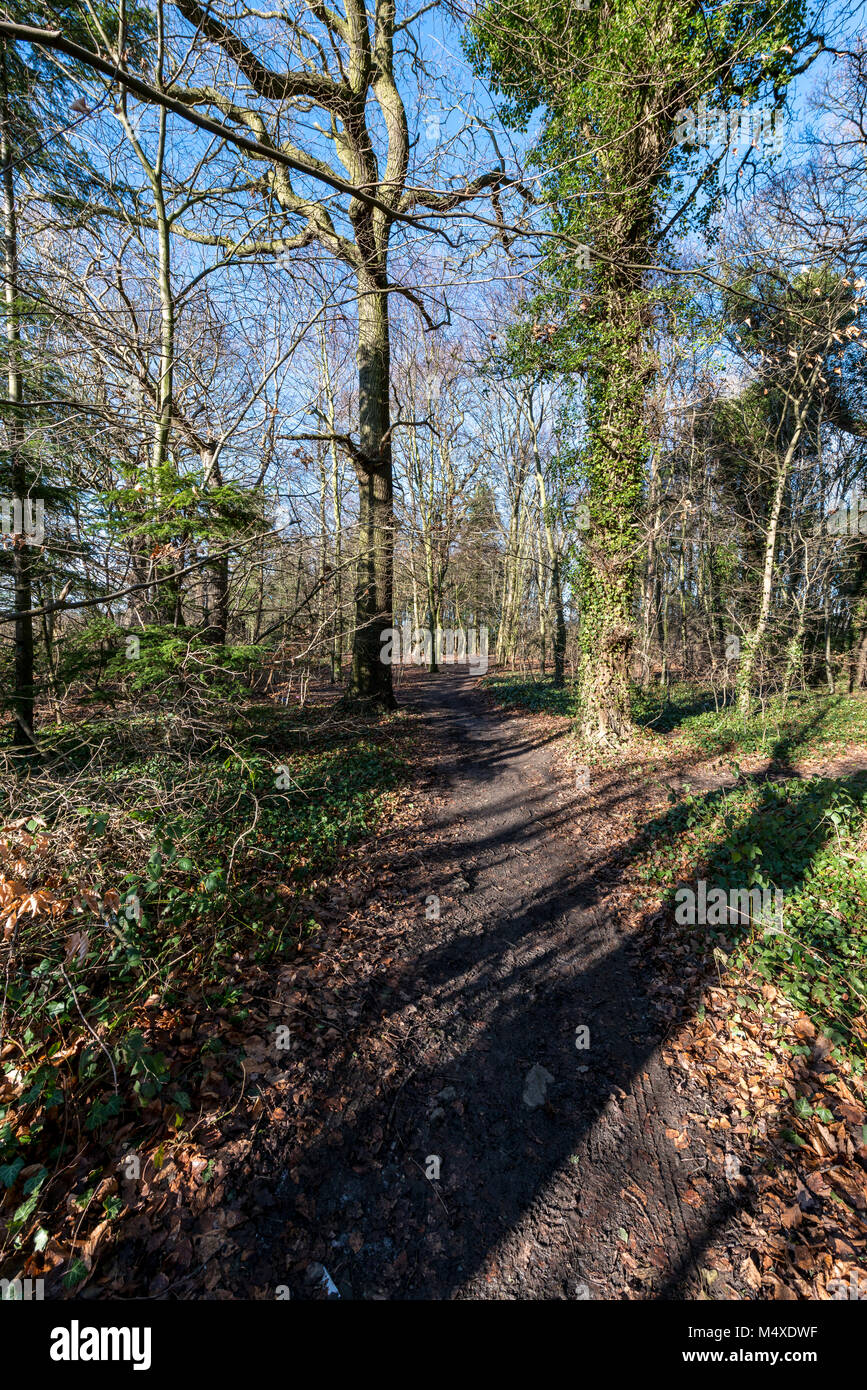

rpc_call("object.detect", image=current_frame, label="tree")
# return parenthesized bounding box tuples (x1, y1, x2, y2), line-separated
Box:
(718, 261, 867, 711)
(155, 0, 511, 706)
(0, 1, 135, 744)
(469, 0, 822, 741)
(0, 3, 515, 707)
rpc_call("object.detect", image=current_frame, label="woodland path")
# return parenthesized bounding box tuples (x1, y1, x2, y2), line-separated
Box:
(216, 669, 737, 1300)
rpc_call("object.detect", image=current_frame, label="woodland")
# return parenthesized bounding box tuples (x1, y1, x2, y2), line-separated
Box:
(0, 0, 866, 1310)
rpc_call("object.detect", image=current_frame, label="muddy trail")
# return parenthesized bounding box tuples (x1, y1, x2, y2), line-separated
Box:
(208, 670, 736, 1300)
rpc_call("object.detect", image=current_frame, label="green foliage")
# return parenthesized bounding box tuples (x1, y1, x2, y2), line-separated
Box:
(484, 673, 581, 716)
(638, 771, 867, 1055)
(49, 615, 125, 690)
(636, 685, 867, 760)
(0, 700, 406, 1254)
(486, 677, 867, 761)
(103, 466, 260, 552)
(103, 627, 267, 698)
(469, 0, 816, 738)
(0, 1, 153, 201)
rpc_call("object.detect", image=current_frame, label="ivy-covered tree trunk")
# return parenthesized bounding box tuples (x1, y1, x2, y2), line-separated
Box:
(551, 552, 566, 686)
(577, 266, 649, 741)
(639, 449, 662, 687)
(469, 0, 814, 740)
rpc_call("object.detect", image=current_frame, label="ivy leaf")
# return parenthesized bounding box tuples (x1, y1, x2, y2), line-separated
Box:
(0, 1158, 24, 1189)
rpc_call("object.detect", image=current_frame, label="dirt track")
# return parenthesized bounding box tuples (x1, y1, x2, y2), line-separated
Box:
(216, 669, 737, 1300)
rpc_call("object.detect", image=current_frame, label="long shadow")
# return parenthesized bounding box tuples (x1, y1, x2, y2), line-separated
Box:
(765, 702, 843, 771)
(452, 689, 866, 1297)
(587, 736, 867, 1299)
(210, 676, 733, 1297)
(103, 672, 867, 1300)
(228, 859, 683, 1298)
(278, 684, 863, 1293)
(633, 688, 730, 732)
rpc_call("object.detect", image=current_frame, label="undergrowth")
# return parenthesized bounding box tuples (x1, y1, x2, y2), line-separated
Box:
(485, 674, 867, 763)
(0, 692, 406, 1281)
(635, 773, 867, 1063)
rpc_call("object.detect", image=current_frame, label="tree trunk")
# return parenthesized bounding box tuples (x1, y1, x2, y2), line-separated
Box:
(853, 626, 867, 692)
(736, 379, 818, 714)
(639, 451, 660, 689)
(1, 58, 34, 748)
(529, 409, 565, 686)
(329, 406, 343, 682)
(551, 551, 566, 686)
(347, 271, 395, 708)
(128, 102, 180, 627)
(201, 441, 228, 643)
(848, 540, 867, 692)
(577, 283, 646, 742)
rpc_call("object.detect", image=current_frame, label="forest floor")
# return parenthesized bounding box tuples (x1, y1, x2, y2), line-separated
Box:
(96, 667, 867, 1300)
